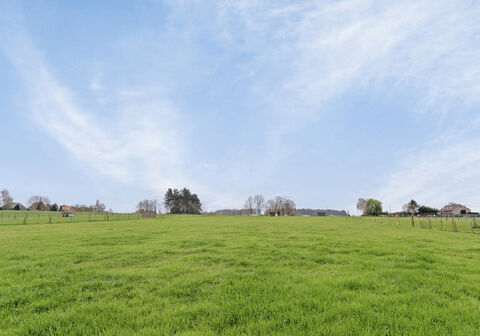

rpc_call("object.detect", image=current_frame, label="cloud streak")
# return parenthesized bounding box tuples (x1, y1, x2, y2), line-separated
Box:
(2, 24, 188, 197)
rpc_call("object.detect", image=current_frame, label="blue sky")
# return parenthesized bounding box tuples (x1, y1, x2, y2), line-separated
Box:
(1, 0, 480, 213)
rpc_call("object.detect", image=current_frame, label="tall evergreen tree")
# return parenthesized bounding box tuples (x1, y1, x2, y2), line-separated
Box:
(164, 188, 202, 214)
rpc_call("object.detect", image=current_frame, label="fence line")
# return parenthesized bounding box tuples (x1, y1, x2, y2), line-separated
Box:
(0, 211, 142, 225)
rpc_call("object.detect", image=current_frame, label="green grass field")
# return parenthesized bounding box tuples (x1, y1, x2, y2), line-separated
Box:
(1, 215, 480, 335)
(0, 211, 139, 225)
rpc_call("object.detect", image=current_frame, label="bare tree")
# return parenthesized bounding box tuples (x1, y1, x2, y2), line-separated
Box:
(356, 198, 367, 214)
(94, 200, 106, 213)
(253, 194, 265, 215)
(27, 195, 50, 210)
(283, 198, 296, 216)
(0, 189, 14, 210)
(137, 199, 158, 213)
(243, 196, 254, 216)
(265, 196, 296, 216)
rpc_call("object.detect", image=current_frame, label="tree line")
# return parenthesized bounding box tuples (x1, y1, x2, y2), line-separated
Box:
(243, 194, 296, 216)
(0, 188, 107, 212)
(356, 198, 466, 216)
(136, 188, 202, 215)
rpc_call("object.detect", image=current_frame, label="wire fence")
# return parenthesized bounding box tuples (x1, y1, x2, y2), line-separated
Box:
(373, 215, 480, 234)
(0, 211, 142, 225)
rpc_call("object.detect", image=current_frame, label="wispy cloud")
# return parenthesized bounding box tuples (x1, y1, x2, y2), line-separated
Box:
(177, 0, 480, 209)
(1, 24, 188, 197)
(3, 1, 480, 211)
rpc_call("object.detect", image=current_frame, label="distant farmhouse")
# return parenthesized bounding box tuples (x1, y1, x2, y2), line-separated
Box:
(440, 203, 471, 215)
(60, 205, 75, 212)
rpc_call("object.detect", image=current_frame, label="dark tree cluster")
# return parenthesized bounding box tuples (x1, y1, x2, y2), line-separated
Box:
(403, 199, 438, 215)
(164, 188, 202, 214)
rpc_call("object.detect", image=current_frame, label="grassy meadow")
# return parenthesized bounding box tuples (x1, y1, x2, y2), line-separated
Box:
(1, 215, 480, 335)
(0, 211, 139, 225)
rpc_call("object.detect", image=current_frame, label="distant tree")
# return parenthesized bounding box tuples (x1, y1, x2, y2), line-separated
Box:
(418, 206, 438, 215)
(137, 199, 158, 213)
(265, 196, 296, 216)
(50, 203, 59, 211)
(461, 209, 467, 215)
(0, 189, 14, 210)
(253, 194, 265, 215)
(13, 204, 20, 211)
(402, 200, 419, 215)
(364, 199, 382, 216)
(27, 196, 50, 210)
(164, 188, 202, 214)
(32, 201, 48, 211)
(356, 198, 367, 213)
(74, 204, 92, 212)
(243, 196, 254, 215)
(94, 200, 106, 213)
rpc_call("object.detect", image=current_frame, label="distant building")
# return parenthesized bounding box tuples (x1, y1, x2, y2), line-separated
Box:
(60, 205, 75, 212)
(440, 203, 471, 215)
(317, 211, 326, 216)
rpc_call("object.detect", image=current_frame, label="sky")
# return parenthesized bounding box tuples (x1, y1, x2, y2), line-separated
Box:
(1, 0, 480, 214)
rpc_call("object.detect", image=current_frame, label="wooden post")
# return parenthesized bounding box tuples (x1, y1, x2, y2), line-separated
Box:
(23, 214, 28, 224)
(452, 217, 457, 232)
(428, 216, 432, 229)
(411, 214, 414, 228)
(440, 218, 443, 230)
(48, 215, 52, 224)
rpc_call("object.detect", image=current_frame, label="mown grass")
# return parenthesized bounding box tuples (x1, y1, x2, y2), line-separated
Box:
(1, 215, 480, 335)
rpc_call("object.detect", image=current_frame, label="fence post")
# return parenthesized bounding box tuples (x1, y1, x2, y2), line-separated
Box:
(49, 215, 52, 224)
(411, 214, 414, 228)
(428, 216, 432, 229)
(23, 214, 28, 224)
(452, 217, 457, 232)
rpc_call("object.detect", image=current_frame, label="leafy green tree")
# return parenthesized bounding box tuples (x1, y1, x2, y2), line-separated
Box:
(364, 199, 383, 216)
(50, 203, 59, 211)
(418, 206, 438, 215)
(402, 200, 419, 215)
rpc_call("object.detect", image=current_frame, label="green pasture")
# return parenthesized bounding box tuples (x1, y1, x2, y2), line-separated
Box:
(1, 215, 480, 335)
(0, 210, 139, 225)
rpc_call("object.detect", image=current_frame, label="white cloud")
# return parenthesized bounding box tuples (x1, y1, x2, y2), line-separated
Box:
(187, 0, 480, 209)
(4, 1, 480, 211)
(2, 25, 189, 197)
(378, 128, 480, 211)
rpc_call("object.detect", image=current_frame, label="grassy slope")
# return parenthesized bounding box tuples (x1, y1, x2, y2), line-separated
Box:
(1, 216, 480, 335)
